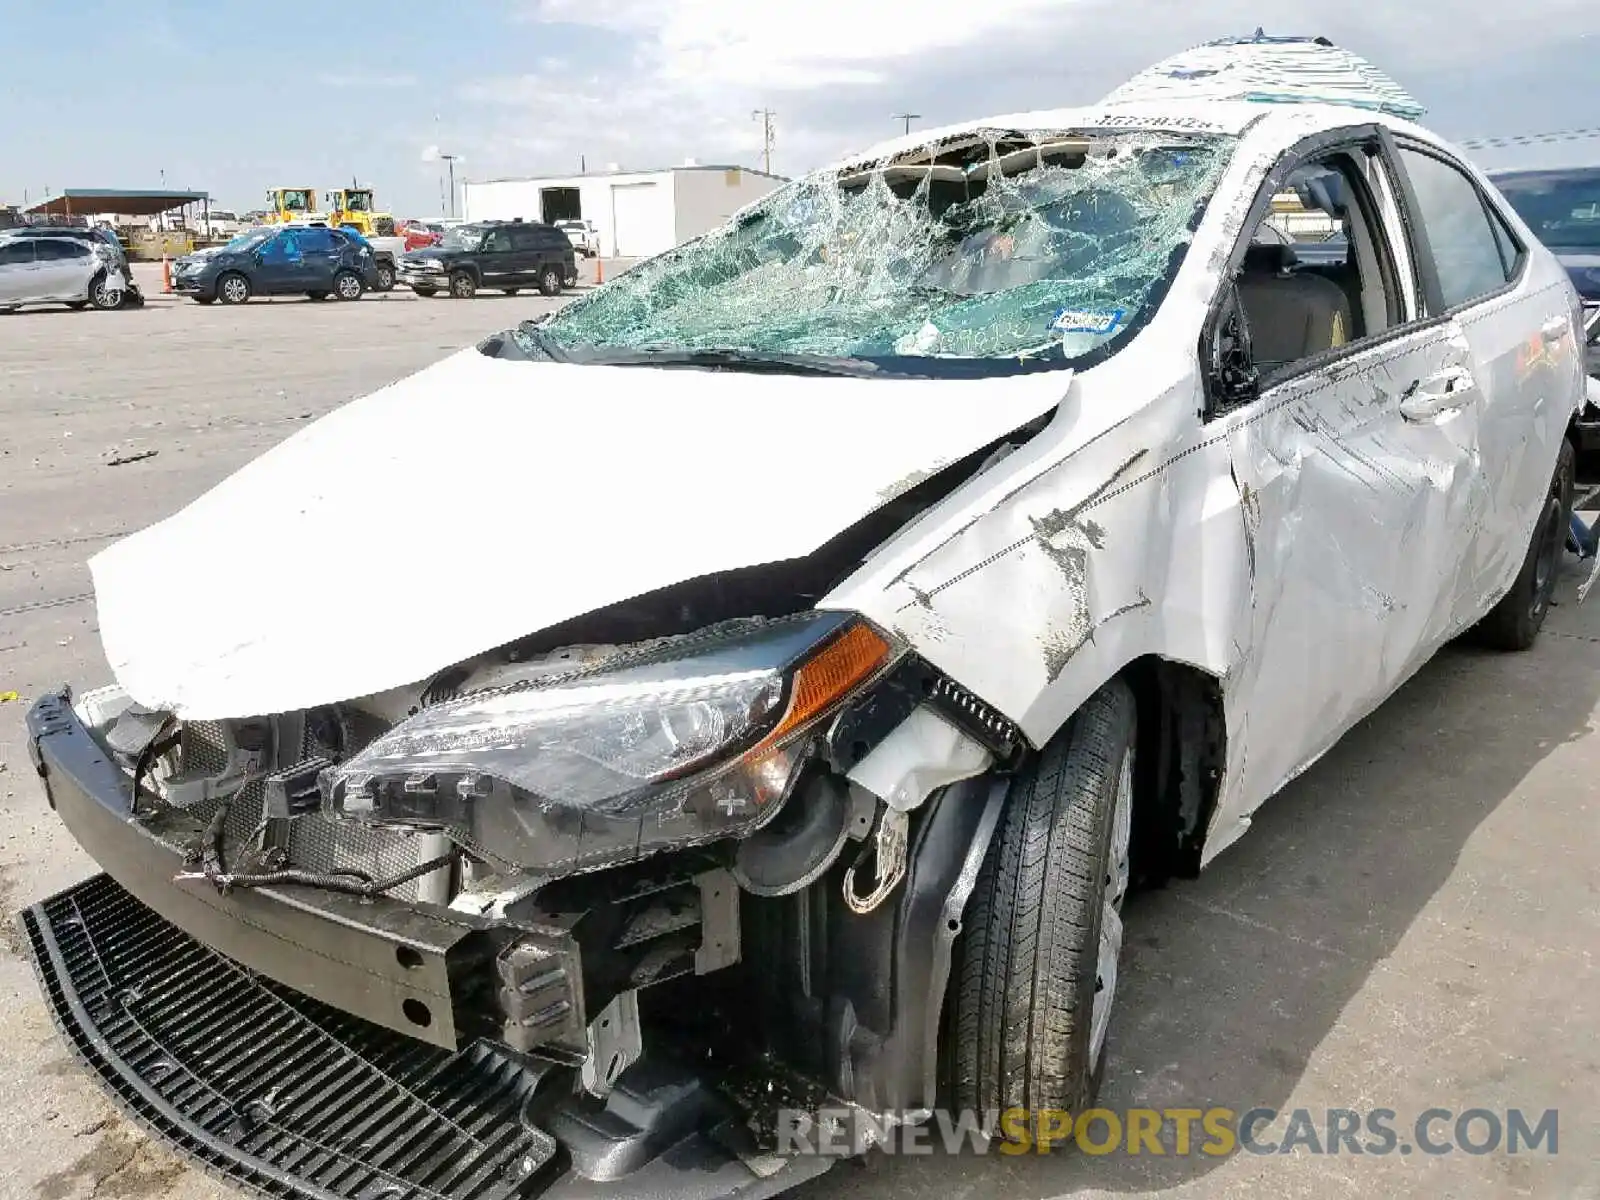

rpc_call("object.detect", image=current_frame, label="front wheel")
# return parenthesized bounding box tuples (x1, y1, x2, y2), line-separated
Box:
(947, 678, 1137, 1130)
(1475, 437, 1575, 650)
(217, 272, 251, 305)
(89, 272, 124, 310)
(449, 270, 476, 299)
(333, 270, 365, 301)
(538, 266, 563, 296)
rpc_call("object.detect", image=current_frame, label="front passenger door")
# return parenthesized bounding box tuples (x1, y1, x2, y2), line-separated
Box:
(479, 228, 514, 286)
(1213, 133, 1495, 821)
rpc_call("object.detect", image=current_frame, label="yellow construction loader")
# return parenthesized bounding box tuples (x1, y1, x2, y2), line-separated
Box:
(264, 187, 321, 224)
(324, 186, 397, 237)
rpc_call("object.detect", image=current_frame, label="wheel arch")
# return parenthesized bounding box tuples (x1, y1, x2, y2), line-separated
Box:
(1116, 655, 1227, 885)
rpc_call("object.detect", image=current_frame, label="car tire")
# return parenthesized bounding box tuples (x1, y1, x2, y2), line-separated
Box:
(563, 269, 578, 289)
(1475, 437, 1576, 651)
(374, 263, 395, 292)
(216, 272, 251, 305)
(947, 678, 1137, 1133)
(502, 288, 520, 296)
(333, 270, 365, 301)
(538, 266, 562, 296)
(413, 287, 437, 298)
(88, 271, 124, 311)
(449, 270, 476, 300)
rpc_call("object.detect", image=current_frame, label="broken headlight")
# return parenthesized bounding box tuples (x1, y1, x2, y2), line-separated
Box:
(322, 612, 896, 873)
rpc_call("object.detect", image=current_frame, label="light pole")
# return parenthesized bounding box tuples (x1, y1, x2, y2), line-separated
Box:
(892, 113, 920, 136)
(751, 109, 775, 174)
(440, 153, 459, 217)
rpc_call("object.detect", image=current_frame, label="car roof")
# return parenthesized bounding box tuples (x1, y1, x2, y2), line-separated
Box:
(830, 36, 1441, 174)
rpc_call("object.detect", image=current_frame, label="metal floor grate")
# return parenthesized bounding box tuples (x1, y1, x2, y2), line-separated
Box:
(21, 874, 556, 1200)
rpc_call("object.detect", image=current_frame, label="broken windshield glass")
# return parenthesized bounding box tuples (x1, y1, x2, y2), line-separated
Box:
(528, 129, 1236, 371)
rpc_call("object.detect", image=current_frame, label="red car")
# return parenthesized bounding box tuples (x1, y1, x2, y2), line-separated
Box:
(400, 219, 444, 251)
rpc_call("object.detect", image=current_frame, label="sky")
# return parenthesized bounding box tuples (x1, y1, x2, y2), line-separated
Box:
(0, 0, 1596, 218)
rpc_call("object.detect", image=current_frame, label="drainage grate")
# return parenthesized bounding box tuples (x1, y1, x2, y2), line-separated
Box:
(21, 874, 557, 1200)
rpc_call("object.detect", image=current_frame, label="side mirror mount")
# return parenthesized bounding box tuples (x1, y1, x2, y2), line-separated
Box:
(1209, 283, 1260, 411)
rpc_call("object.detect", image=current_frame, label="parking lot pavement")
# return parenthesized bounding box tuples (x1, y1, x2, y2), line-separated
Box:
(0, 289, 1595, 1199)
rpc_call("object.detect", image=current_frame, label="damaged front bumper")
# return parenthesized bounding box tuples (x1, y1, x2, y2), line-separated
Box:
(19, 690, 841, 1200)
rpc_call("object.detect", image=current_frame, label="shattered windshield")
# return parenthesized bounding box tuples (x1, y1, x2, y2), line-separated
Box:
(527, 129, 1235, 373)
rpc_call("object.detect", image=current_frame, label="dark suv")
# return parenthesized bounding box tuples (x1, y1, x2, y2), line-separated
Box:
(1491, 167, 1600, 376)
(397, 219, 577, 298)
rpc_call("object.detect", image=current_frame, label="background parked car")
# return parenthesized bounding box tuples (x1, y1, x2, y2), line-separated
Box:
(397, 218, 576, 298)
(1491, 166, 1600, 376)
(556, 218, 599, 257)
(400, 219, 445, 251)
(0, 229, 129, 311)
(172, 224, 377, 304)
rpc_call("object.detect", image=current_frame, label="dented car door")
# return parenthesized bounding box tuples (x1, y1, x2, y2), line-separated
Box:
(1216, 132, 1498, 815)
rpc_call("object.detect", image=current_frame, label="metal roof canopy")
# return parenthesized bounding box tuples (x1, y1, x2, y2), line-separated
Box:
(25, 189, 210, 216)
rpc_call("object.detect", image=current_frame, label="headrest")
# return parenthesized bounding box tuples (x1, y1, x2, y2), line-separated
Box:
(1241, 241, 1296, 276)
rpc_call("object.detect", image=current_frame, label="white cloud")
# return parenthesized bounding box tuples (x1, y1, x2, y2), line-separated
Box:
(462, 0, 1600, 182)
(318, 70, 418, 89)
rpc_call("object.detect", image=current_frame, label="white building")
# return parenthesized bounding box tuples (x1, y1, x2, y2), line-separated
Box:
(460, 164, 786, 259)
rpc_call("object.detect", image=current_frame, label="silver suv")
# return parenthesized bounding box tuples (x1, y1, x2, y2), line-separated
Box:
(0, 230, 128, 312)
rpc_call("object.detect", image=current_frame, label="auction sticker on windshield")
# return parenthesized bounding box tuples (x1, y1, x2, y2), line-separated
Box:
(1051, 307, 1126, 335)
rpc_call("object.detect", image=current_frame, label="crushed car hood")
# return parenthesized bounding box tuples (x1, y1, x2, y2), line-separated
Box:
(91, 348, 1071, 718)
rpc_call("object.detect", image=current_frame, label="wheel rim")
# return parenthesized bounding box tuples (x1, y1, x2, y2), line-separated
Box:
(378, 267, 393, 288)
(1091, 748, 1134, 1071)
(223, 277, 247, 303)
(338, 275, 361, 299)
(1530, 494, 1563, 619)
(453, 276, 471, 297)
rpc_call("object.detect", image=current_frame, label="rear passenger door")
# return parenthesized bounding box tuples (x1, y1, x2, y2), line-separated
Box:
(0, 239, 39, 303)
(509, 225, 545, 283)
(1210, 127, 1497, 818)
(1389, 141, 1581, 619)
(295, 227, 343, 290)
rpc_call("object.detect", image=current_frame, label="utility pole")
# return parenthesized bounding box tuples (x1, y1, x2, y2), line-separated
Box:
(440, 153, 459, 217)
(892, 113, 921, 136)
(751, 109, 775, 174)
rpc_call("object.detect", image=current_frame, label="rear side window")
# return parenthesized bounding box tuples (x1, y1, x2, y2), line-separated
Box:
(510, 226, 543, 251)
(1397, 146, 1518, 309)
(298, 228, 336, 252)
(482, 228, 514, 253)
(0, 241, 34, 265)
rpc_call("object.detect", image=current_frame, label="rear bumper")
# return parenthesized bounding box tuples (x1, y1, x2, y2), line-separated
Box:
(19, 690, 836, 1200)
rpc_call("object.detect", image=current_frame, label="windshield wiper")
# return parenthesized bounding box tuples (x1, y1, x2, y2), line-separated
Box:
(550, 345, 886, 378)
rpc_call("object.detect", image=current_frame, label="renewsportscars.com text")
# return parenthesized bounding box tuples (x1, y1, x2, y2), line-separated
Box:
(778, 1106, 1559, 1157)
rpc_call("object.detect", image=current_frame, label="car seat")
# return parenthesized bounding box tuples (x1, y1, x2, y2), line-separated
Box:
(1235, 242, 1353, 369)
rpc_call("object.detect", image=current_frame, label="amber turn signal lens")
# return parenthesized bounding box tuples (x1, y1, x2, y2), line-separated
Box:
(747, 622, 892, 756)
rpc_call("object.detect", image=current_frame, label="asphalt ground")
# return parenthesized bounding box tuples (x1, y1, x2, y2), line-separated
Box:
(0, 267, 1595, 1199)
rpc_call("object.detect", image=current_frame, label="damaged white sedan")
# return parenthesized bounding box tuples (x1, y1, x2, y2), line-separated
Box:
(18, 35, 1587, 1200)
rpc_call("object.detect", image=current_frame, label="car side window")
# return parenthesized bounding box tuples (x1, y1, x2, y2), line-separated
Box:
(510, 226, 546, 252)
(1226, 148, 1403, 382)
(298, 228, 335, 253)
(482, 229, 512, 254)
(1395, 146, 1518, 309)
(33, 240, 84, 261)
(0, 241, 34, 265)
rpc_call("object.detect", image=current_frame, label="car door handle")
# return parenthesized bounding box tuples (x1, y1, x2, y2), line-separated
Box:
(1399, 366, 1477, 421)
(1542, 316, 1569, 344)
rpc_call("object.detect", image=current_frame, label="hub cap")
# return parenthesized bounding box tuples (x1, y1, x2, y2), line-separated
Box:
(1091, 748, 1133, 1070)
(223, 277, 247, 303)
(338, 275, 361, 299)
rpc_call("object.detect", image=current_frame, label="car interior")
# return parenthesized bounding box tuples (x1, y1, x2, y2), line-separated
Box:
(1235, 152, 1401, 376)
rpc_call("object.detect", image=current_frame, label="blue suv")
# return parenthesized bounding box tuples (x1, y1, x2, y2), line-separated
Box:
(173, 225, 378, 304)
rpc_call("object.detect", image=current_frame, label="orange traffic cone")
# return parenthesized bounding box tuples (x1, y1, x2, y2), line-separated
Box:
(594, 257, 604, 285)
(160, 255, 173, 294)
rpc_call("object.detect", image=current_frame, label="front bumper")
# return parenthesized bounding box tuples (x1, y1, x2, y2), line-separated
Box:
(19, 691, 835, 1200)
(399, 267, 447, 288)
(172, 272, 212, 296)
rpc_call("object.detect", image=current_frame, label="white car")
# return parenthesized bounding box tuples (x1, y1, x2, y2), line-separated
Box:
(0, 232, 128, 311)
(556, 217, 599, 256)
(18, 36, 1588, 1199)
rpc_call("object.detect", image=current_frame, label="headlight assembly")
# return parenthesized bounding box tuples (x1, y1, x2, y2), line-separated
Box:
(322, 612, 897, 874)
